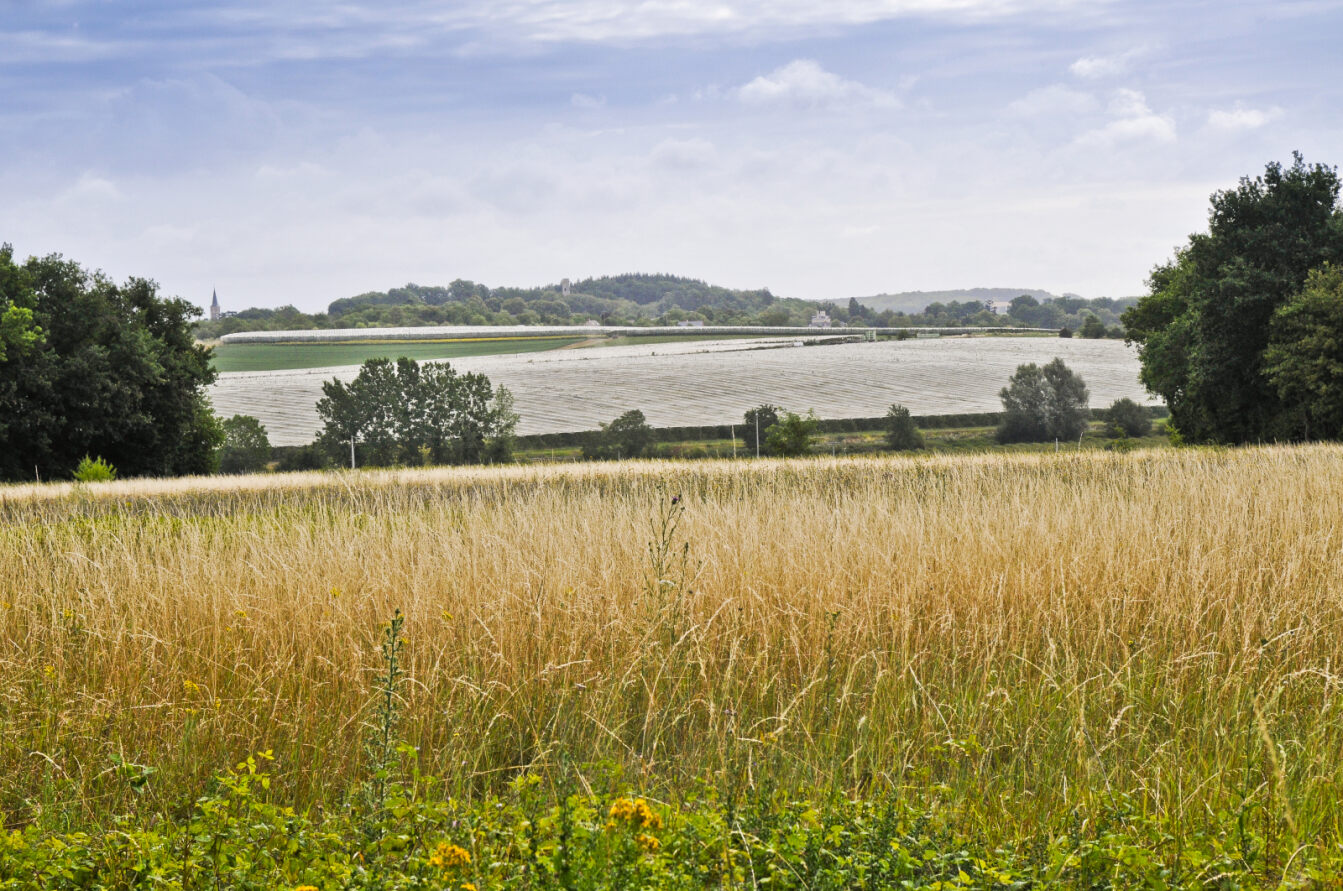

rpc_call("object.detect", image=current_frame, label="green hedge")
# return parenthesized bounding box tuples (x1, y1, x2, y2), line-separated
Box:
(514, 407, 1168, 451)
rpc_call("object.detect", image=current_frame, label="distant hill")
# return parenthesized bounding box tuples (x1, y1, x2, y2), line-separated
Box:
(195, 275, 1129, 341)
(855, 288, 1066, 314)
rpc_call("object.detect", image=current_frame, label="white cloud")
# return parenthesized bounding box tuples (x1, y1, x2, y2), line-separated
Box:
(1207, 104, 1283, 131)
(1005, 84, 1097, 117)
(1075, 88, 1175, 147)
(444, 0, 1109, 44)
(650, 137, 717, 169)
(737, 59, 899, 110)
(1069, 47, 1144, 79)
(570, 92, 606, 108)
(57, 173, 122, 204)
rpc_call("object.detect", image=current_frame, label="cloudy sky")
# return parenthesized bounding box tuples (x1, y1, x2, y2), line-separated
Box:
(3, 1, 1340, 313)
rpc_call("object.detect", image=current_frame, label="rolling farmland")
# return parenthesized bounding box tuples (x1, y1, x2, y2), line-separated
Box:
(208, 335, 1156, 445)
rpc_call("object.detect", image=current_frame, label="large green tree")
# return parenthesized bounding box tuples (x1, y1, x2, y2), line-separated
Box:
(996, 359, 1090, 443)
(0, 244, 221, 481)
(315, 357, 517, 467)
(1123, 155, 1343, 443)
(1263, 264, 1343, 439)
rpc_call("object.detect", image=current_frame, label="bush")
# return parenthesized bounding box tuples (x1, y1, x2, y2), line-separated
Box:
(1079, 315, 1107, 338)
(766, 410, 819, 457)
(996, 359, 1090, 443)
(1106, 398, 1152, 438)
(273, 444, 328, 472)
(884, 404, 925, 450)
(73, 454, 116, 482)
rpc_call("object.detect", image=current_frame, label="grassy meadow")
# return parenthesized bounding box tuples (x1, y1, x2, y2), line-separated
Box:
(209, 335, 588, 372)
(4, 447, 1343, 885)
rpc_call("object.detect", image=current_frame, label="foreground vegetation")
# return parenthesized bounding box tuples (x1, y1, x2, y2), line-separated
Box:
(3, 447, 1343, 884)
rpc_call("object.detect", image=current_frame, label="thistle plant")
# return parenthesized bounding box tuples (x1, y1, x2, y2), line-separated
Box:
(360, 608, 406, 835)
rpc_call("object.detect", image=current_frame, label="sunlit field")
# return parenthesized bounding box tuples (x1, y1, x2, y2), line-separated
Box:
(4, 447, 1343, 884)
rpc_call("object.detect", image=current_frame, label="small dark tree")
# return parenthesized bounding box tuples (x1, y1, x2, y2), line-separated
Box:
(743, 404, 780, 456)
(218, 415, 272, 474)
(884, 404, 924, 450)
(997, 359, 1090, 443)
(1105, 398, 1152, 438)
(765, 410, 819, 457)
(583, 409, 654, 459)
(1058, 326, 1073, 338)
(1079, 315, 1107, 339)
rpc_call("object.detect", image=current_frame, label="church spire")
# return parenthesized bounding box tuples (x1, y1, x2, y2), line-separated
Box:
(210, 288, 220, 321)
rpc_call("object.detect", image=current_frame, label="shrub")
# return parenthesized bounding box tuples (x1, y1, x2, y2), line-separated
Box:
(1079, 315, 1107, 339)
(884, 404, 925, 450)
(766, 410, 819, 457)
(73, 454, 116, 482)
(1106, 398, 1152, 438)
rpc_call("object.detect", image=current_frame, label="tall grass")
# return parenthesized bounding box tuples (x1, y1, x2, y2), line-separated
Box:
(2, 447, 1342, 852)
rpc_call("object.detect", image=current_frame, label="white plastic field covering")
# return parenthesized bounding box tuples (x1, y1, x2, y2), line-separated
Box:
(208, 336, 1157, 446)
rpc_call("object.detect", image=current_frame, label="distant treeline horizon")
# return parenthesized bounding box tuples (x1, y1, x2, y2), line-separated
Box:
(193, 272, 1137, 339)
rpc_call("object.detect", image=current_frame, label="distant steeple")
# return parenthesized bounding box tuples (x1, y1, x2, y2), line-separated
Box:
(210, 288, 220, 321)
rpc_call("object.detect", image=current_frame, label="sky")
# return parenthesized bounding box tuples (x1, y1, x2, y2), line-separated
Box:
(2, 1, 1341, 314)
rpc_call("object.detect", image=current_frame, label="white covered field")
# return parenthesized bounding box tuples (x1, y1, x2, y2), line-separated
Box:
(208, 336, 1158, 446)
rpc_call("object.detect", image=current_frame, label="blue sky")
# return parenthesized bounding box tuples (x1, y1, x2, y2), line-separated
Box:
(3, 0, 1340, 313)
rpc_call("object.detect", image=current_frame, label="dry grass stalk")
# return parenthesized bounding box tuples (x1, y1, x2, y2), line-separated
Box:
(2, 446, 1341, 840)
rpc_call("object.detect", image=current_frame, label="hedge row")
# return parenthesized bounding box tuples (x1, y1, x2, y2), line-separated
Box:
(512, 406, 1168, 451)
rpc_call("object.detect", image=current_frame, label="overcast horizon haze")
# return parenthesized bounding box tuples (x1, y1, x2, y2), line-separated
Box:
(3, 0, 1341, 314)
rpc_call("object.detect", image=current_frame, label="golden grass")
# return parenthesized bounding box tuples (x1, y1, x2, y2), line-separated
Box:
(3, 447, 1343, 839)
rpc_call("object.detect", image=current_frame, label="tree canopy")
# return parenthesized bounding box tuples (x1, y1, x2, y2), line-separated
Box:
(0, 244, 221, 481)
(218, 414, 273, 474)
(1123, 154, 1343, 443)
(765, 410, 819, 457)
(583, 409, 654, 460)
(996, 359, 1090, 443)
(316, 357, 517, 467)
(1263, 264, 1343, 439)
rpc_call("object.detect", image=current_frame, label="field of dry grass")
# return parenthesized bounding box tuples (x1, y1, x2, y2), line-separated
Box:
(3, 447, 1342, 850)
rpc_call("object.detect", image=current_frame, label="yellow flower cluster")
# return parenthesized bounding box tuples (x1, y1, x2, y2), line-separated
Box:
(428, 842, 472, 869)
(607, 798, 663, 830)
(635, 833, 660, 853)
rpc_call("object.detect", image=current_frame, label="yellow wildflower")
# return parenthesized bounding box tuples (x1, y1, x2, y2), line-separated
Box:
(428, 841, 471, 869)
(636, 833, 661, 853)
(608, 797, 662, 831)
(461, 885, 478, 891)
(294, 886, 319, 891)
(183, 679, 200, 695)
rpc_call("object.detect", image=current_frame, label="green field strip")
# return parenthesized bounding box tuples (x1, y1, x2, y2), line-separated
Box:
(211, 337, 586, 372)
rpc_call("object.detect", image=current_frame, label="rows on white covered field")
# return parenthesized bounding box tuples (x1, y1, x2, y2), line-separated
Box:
(208, 336, 1156, 445)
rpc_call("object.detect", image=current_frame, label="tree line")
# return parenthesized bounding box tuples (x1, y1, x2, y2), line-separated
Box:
(192, 272, 1134, 340)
